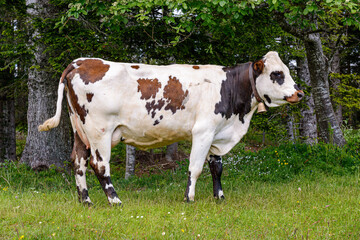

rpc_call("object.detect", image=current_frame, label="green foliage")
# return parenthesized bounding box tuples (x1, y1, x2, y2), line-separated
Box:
(331, 73, 360, 117)
(110, 143, 127, 163)
(225, 142, 360, 182)
(0, 0, 30, 99)
(269, 0, 360, 29)
(343, 128, 360, 152)
(62, 0, 300, 66)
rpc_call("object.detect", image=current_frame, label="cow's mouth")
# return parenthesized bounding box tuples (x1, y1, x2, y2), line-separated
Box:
(285, 90, 304, 103)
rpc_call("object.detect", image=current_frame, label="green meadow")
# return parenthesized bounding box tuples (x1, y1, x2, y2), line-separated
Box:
(1, 142, 360, 239)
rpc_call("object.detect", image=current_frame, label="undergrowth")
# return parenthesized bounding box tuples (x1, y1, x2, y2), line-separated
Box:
(224, 141, 360, 183)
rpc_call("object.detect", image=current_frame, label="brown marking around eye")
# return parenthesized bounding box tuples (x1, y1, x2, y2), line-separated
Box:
(270, 71, 285, 85)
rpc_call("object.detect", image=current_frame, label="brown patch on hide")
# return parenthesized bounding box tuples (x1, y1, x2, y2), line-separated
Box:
(131, 65, 140, 69)
(95, 149, 103, 162)
(86, 93, 94, 102)
(74, 59, 110, 85)
(192, 66, 200, 69)
(145, 99, 165, 118)
(70, 132, 90, 177)
(76, 170, 84, 176)
(163, 76, 189, 114)
(214, 63, 253, 123)
(66, 74, 88, 124)
(70, 132, 90, 162)
(137, 78, 162, 100)
(66, 99, 74, 114)
(90, 156, 106, 176)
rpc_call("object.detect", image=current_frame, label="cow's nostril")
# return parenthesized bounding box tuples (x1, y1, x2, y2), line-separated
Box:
(297, 92, 304, 99)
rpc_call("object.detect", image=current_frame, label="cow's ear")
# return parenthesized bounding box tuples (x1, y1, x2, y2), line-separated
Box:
(253, 60, 264, 74)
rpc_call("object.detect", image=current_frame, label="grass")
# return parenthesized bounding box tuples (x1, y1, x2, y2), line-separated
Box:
(1, 153, 360, 239)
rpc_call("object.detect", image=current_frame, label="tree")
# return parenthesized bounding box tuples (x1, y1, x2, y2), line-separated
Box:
(54, 0, 360, 148)
(20, 0, 72, 169)
(0, 0, 28, 162)
(0, 67, 16, 162)
(297, 57, 317, 144)
(125, 145, 136, 179)
(165, 142, 178, 162)
(270, 0, 360, 146)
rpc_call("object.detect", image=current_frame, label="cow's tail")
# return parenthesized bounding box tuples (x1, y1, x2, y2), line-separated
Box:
(38, 63, 75, 132)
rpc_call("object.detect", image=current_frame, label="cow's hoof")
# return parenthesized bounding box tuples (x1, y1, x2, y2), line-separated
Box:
(108, 197, 122, 207)
(214, 190, 225, 200)
(215, 195, 225, 204)
(184, 197, 195, 203)
(82, 200, 93, 207)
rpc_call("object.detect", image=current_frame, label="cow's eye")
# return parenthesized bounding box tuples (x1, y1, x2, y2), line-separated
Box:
(270, 71, 285, 85)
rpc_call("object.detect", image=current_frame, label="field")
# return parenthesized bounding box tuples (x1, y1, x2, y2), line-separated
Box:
(1, 142, 360, 239)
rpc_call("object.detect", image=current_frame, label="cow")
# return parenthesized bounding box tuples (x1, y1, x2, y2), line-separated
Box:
(39, 51, 303, 205)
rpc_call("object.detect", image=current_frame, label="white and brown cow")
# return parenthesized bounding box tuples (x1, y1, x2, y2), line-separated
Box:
(39, 51, 303, 205)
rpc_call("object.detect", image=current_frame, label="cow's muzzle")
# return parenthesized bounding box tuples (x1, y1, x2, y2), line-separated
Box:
(285, 90, 304, 103)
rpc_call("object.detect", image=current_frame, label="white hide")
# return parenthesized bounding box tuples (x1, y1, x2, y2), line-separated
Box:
(256, 51, 298, 107)
(41, 51, 301, 203)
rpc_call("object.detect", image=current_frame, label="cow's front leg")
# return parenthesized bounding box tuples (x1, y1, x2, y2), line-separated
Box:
(89, 143, 121, 206)
(185, 131, 214, 202)
(208, 155, 225, 199)
(71, 132, 92, 205)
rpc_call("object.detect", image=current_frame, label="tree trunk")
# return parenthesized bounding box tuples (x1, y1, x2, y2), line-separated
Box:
(0, 92, 16, 162)
(0, 3, 18, 162)
(125, 145, 136, 179)
(297, 57, 317, 145)
(165, 142, 178, 162)
(304, 33, 346, 146)
(330, 49, 342, 125)
(286, 111, 295, 143)
(20, 0, 72, 170)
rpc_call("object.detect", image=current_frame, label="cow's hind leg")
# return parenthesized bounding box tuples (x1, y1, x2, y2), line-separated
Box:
(89, 136, 121, 206)
(71, 132, 92, 205)
(208, 155, 225, 199)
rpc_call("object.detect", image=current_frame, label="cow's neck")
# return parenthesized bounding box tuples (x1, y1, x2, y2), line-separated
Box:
(214, 62, 255, 124)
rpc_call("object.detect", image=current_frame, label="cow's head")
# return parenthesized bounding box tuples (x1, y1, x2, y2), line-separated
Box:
(253, 51, 304, 107)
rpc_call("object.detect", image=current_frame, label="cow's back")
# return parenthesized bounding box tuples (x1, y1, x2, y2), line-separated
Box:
(68, 59, 226, 149)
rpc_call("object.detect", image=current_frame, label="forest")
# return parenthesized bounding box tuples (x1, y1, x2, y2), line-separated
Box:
(1, 0, 359, 168)
(0, 0, 360, 238)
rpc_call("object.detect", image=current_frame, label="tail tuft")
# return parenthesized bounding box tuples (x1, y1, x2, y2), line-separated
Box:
(38, 67, 70, 132)
(38, 117, 60, 131)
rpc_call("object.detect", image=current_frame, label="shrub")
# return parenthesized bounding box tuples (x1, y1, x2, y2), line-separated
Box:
(224, 142, 360, 182)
